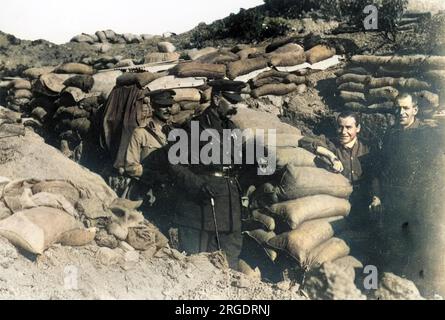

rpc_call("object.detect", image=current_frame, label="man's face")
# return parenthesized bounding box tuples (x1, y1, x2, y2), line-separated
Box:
(396, 95, 418, 128)
(154, 106, 172, 121)
(337, 116, 360, 145)
(137, 104, 152, 126)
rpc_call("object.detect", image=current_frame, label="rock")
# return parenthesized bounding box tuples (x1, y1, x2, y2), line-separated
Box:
(124, 250, 139, 263)
(141, 246, 157, 259)
(169, 248, 186, 261)
(107, 222, 128, 241)
(157, 41, 176, 53)
(232, 276, 251, 288)
(95, 229, 119, 249)
(304, 262, 366, 300)
(119, 241, 135, 252)
(96, 247, 122, 266)
(373, 273, 425, 300)
(275, 280, 292, 291)
(0, 236, 18, 269)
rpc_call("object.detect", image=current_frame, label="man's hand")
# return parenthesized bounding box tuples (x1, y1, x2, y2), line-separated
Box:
(369, 196, 382, 214)
(331, 158, 344, 173)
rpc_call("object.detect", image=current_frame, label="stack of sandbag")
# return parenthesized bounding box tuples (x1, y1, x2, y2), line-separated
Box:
(231, 108, 355, 272)
(0, 178, 96, 254)
(80, 55, 139, 71)
(336, 55, 445, 117)
(145, 41, 180, 64)
(245, 160, 355, 272)
(19, 62, 107, 161)
(1, 78, 33, 112)
(70, 30, 148, 45)
(249, 69, 308, 98)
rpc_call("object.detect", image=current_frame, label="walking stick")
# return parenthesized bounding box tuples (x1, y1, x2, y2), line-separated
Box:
(210, 197, 221, 251)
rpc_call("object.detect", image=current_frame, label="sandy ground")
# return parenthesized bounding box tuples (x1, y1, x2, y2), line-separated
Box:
(0, 236, 306, 300)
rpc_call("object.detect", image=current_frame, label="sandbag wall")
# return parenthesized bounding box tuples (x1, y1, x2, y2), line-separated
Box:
(230, 108, 358, 278)
(336, 55, 445, 118)
(70, 29, 157, 45)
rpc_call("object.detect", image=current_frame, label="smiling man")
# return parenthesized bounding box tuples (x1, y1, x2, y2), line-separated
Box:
(299, 111, 371, 186)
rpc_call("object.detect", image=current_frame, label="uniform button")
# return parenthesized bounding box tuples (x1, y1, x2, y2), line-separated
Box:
(351, 170, 354, 174)
(351, 157, 354, 160)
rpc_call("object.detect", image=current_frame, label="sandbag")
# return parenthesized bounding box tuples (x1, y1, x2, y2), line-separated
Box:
(231, 107, 301, 136)
(172, 88, 201, 102)
(237, 47, 266, 60)
(334, 67, 369, 77)
(70, 34, 96, 44)
(104, 29, 117, 42)
(9, 79, 32, 90)
(0, 206, 81, 254)
(116, 72, 160, 88)
(22, 66, 55, 79)
(58, 227, 96, 246)
(252, 83, 298, 98)
(284, 74, 306, 85)
(339, 91, 366, 103)
(344, 101, 394, 112)
(351, 55, 445, 70)
(31, 180, 80, 206)
(55, 106, 90, 119)
(157, 41, 176, 53)
(31, 107, 48, 122)
(36, 73, 73, 94)
(338, 82, 366, 92)
(268, 195, 351, 229)
(268, 51, 306, 67)
(13, 89, 33, 99)
(144, 52, 180, 63)
(122, 33, 141, 44)
(252, 76, 285, 88)
(63, 75, 95, 92)
(278, 165, 352, 200)
(336, 74, 369, 85)
(146, 75, 206, 91)
(187, 47, 218, 60)
(227, 58, 269, 80)
(272, 43, 304, 54)
(248, 209, 276, 231)
(54, 63, 93, 75)
(243, 229, 277, 261)
(171, 110, 195, 126)
(305, 45, 336, 64)
(260, 133, 302, 148)
(305, 237, 350, 269)
(179, 101, 200, 111)
(172, 62, 226, 79)
(95, 31, 108, 43)
(267, 218, 335, 263)
(60, 87, 87, 104)
(196, 51, 240, 64)
(414, 91, 440, 109)
(91, 70, 123, 99)
(70, 118, 91, 136)
(253, 69, 289, 81)
(275, 147, 316, 168)
(368, 86, 399, 101)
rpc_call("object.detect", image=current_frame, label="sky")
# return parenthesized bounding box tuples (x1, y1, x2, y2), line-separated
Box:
(0, 0, 264, 44)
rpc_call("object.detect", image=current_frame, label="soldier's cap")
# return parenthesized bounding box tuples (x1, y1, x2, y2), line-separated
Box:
(146, 89, 176, 107)
(221, 91, 243, 104)
(208, 79, 246, 93)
